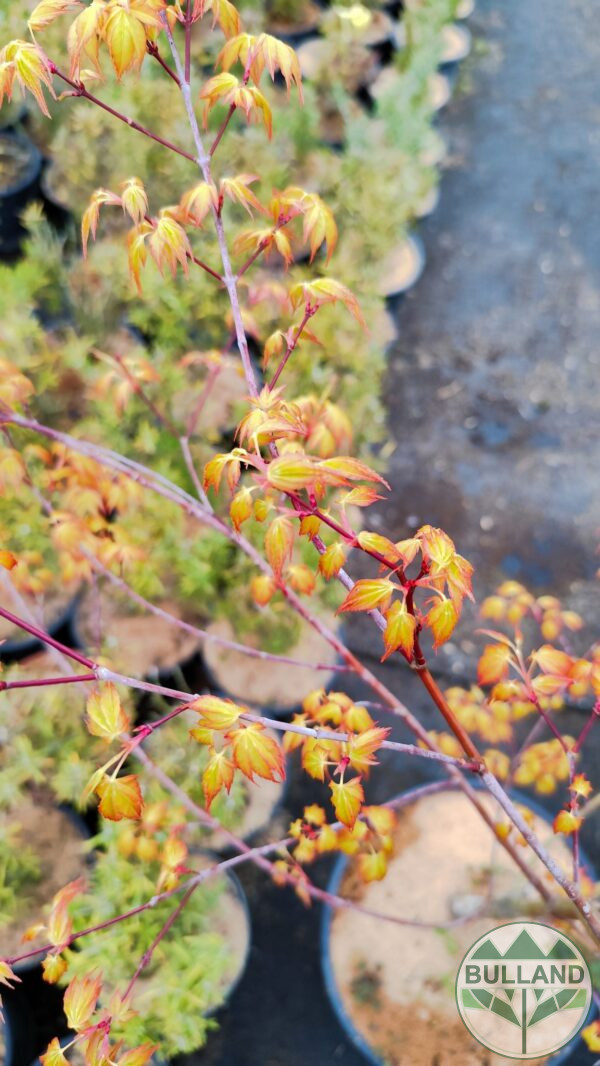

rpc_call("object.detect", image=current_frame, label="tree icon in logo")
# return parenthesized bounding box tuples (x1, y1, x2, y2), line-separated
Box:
(456, 922, 592, 1058)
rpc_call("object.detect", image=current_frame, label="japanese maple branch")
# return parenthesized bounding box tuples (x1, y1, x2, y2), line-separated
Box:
(85, 552, 348, 673)
(3, 410, 593, 926)
(210, 102, 236, 156)
(156, 16, 484, 765)
(2, 844, 281, 968)
(0, 673, 96, 691)
(269, 305, 316, 390)
(51, 66, 197, 163)
(146, 40, 180, 85)
(0, 603, 94, 669)
(100, 668, 480, 771)
(133, 748, 474, 931)
(122, 881, 199, 1000)
(160, 13, 259, 398)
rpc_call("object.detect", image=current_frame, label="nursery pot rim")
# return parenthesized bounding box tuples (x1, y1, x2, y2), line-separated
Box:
(203, 857, 253, 1016)
(320, 780, 596, 1066)
(378, 230, 426, 299)
(439, 22, 472, 69)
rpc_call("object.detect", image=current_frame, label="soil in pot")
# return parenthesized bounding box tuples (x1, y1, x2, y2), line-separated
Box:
(327, 791, 580, 1066)
(0, 790, 89, 963)
(202, 615, 341, 716)
(74, 587, 201, 680)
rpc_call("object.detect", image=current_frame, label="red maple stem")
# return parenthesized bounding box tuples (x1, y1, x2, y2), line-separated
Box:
(269, 305, 316, 390)
(210, 103, 236, 156)
(146, 40, 180, 85)
(235, 214, 294, 280)
(0, 604, 95, 668)
(52, 68, 197, 164)
(573, 698, 600, 754)
(416, 665, 483, 762)
(122, 881, 199, 1000)
(0, 673, 96, 691)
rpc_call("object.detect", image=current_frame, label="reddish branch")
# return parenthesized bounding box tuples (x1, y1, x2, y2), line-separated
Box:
(269, 305, 316, 390)
(51, 66, 197, 164)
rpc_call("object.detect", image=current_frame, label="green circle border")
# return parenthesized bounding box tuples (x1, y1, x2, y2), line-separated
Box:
(454, 919, 593, 1060)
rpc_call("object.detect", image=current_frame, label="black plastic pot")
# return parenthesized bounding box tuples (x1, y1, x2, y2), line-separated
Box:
(40, 161, 73, 233)
(2, 982, 37, 1066)
(320, 783, 596, 1066)
(266, 2, 322, 47)
(0, 130, 42, 258)
(0, 591, 81, 666)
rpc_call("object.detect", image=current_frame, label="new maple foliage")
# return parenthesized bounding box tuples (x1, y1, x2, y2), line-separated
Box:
(0, 0, 599, 1061)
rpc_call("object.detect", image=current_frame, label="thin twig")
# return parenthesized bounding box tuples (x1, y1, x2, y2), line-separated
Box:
(269, 305, 316, 390)
(52, 67, 196, 163)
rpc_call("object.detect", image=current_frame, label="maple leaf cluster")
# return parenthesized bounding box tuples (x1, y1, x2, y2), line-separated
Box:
(189, 694, 285, 808)
(283, 689, 389, 834)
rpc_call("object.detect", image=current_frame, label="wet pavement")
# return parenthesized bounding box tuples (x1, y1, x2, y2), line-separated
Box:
(183, 0, 600, 1062)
